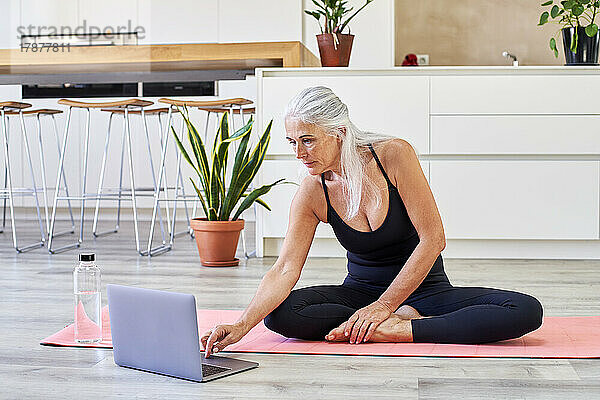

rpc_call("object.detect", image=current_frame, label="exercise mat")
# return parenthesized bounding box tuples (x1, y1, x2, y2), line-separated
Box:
(41, 308, 600, 358)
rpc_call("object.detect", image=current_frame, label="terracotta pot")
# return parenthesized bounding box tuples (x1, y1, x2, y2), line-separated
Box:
(316, 33, 354, 67)
(190, 218, 244, 267)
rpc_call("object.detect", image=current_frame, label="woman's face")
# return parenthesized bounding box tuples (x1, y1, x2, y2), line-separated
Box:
(284, 118, 342, 175)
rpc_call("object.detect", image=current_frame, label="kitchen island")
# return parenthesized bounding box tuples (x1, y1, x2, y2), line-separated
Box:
(0, 41, 320, 84)
(256, 66, 600, 259)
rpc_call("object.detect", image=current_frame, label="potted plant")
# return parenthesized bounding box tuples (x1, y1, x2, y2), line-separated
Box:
(538, 0, 600, 65)
(173, 109, 286, 267)
(305, 0, 375, 67)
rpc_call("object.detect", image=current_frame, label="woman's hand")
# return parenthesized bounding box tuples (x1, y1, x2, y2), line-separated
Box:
(201, 322, 248, 358)
(343, 300, 393, 344)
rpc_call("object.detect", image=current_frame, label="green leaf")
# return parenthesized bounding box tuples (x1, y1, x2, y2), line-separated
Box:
(539, 11, 549, 25)
(232, 179, 286, 221)
(171, 126, 200, 177)
(179, 107, 210, 195)
(585, 23, 598, 37)
(190, 178, 209, 218)
(541, 0, 553, 5)
(554, 47, 559, 57)
(563, 0, 575, 9)
(572, 4, 584, 15)
(551, 4, 560, 17)
(241, 193, 271, 211)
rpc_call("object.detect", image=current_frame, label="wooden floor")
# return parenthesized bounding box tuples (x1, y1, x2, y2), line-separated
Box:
(1, 218, 599, 399)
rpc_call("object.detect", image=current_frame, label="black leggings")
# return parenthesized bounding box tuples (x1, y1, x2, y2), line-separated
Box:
(264, 284, 543, 344)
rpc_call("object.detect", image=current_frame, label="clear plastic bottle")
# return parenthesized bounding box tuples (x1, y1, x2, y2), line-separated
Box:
(74, 253, 102, 343)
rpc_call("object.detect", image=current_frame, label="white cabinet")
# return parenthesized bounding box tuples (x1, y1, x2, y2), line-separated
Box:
(218, 0, 301, 43)
(431, 75, 600, 114)
(20, 0, 78, 33)
(138, 0, 218, 44)
(1, 0, 21, 49)
(261, 76, 429, 155)
(78, 0, 138, 32)
(431, 115, 600, 154)
(430, 161, 600, 240)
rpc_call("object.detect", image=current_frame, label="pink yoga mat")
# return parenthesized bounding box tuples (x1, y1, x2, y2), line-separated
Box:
(41, 308, 600, 358)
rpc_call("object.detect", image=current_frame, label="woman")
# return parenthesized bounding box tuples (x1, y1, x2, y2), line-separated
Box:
(202, 86, 543, 357)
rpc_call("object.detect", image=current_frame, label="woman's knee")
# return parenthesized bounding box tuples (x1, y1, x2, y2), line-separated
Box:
(263, 290, 313, 339)
(514, 293, 544, 332)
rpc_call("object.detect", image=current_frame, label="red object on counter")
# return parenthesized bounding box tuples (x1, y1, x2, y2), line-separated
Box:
(402, 53, 419, 66)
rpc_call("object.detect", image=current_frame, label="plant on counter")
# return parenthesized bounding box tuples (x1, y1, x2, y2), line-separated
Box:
(304, 0, 376, 67)
(305, 0, 375, 34)
(538, 0, 599, 57)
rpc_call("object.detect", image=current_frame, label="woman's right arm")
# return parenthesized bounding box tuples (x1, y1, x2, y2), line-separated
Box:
(202, 178, 321, 357)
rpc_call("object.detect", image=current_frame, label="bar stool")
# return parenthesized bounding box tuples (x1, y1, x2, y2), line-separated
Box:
(0, 101, 45, 252)
(4, 109, 76, 239)
(48, 98, 153, 254)
(145, 98, 254, 257)
(94, 107, 174, 248)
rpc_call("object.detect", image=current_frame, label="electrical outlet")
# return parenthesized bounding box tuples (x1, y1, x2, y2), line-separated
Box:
(416, 54, 429, 66)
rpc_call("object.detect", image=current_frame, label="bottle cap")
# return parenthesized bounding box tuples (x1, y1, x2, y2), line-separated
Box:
(79, 253, 95, 262)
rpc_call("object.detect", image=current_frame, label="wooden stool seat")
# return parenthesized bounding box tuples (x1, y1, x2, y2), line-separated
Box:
(5, 109, 63, 116)
(58, 99, 153, 109)
(158, 97, 253, 108)
(196, 107, 255, 114)
(100, 107, 179, 115)
(0, 101, 32, 110)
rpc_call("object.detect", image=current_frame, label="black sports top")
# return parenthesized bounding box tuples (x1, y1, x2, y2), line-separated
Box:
(320, 143, 449, 294)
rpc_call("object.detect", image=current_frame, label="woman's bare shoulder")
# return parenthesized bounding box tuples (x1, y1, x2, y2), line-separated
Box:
(292, 174, 327, 221)
(375, 138, 419, 184)
(376, 138, 415, 163)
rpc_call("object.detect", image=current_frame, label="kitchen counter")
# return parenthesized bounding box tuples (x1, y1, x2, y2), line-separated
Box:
(0, 42, 320, 84)
(255, 66, 600, 259)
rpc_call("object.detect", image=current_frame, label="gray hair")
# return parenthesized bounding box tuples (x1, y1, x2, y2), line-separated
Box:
(284, 86, 395, 220)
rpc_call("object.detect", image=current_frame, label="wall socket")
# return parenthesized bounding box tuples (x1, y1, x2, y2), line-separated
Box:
(416, 54, 429, 65)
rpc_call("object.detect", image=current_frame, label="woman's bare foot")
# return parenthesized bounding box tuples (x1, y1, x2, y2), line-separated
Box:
(394, 305, 423, 320)
(325, 314, 413, 343)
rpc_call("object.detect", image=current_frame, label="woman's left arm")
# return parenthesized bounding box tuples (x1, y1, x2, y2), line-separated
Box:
(345, 139, 446, 344)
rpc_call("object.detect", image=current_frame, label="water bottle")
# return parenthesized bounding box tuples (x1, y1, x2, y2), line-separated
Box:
(74, 253, 102, 343)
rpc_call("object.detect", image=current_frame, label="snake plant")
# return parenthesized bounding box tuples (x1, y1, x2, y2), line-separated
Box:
(172, 108, 285, 221)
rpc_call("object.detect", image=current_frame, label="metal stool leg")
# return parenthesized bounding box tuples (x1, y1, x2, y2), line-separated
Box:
(1, 116, 7, 232)
(77, 109, 92, 245)
(141, 109, 167, 246)
(50, 114, 75, 237)
(144, 106, 173, 256)
(1, 109, 18, 250)
(123, 108, 142, 254)
(171, 116, 193, 240)
(157, 112, 171, 235)
(19, 110, 45, 249)
(92, 113, 115, 236)
(35, 114, 50, 236)
(49, 107, 76, 253)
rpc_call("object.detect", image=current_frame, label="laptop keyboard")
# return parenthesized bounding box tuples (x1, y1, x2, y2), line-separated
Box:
(202, 363, 230, 377)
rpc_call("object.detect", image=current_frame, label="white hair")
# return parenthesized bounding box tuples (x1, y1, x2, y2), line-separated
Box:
(284, 86, 396, 220)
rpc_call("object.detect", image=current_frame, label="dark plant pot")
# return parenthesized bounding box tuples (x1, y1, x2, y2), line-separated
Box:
(562, 27, 599, 65)
(316, 33, 354, 67)
(190, 218, 244, 267)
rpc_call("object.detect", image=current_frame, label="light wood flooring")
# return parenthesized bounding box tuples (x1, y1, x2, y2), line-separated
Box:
(1, 217, 599, 399)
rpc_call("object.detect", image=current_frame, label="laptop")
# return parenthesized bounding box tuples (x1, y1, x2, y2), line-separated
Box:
(107, 284, 258, 382)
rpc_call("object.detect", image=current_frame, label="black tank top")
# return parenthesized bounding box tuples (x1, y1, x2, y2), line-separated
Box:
(320, 143, 449, 294)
